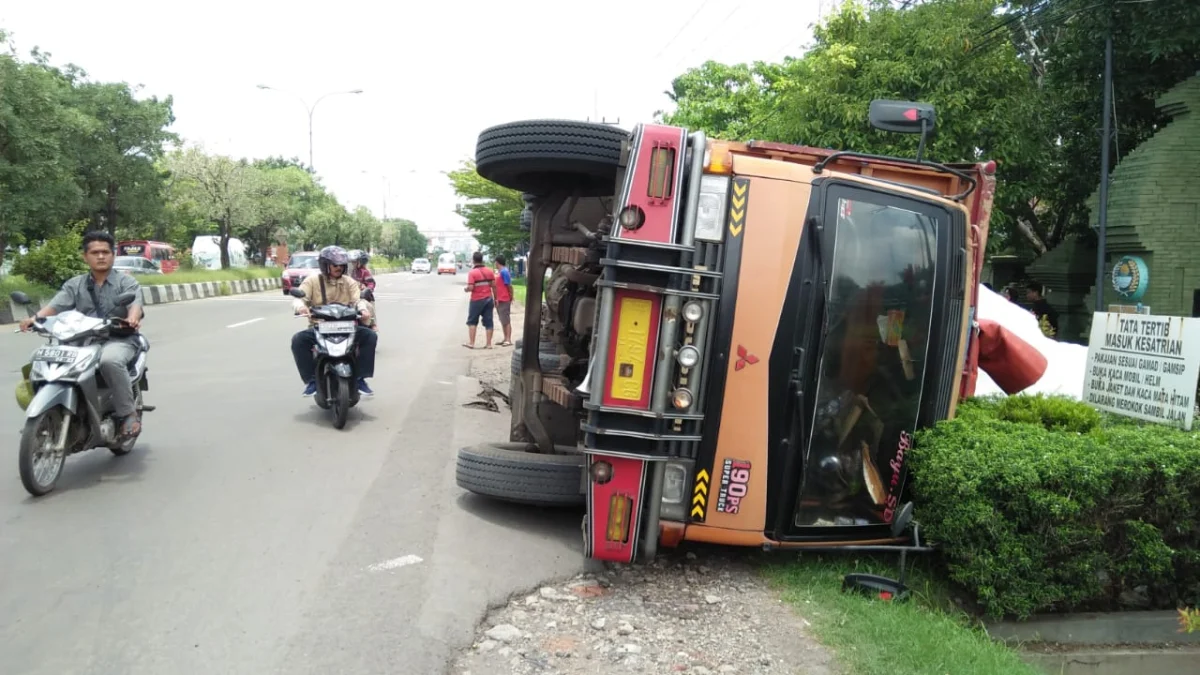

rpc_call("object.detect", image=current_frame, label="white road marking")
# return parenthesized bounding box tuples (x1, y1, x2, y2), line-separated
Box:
(437, 380, 454, 385)
(226, 317, 264, 328)
(367, 555, 424, 572)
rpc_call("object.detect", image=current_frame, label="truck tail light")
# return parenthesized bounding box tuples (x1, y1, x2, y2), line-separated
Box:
(648, 146, 676, 200)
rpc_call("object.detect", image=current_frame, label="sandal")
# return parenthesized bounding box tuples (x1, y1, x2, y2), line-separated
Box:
(462, 343, 474, 349)
(119, 415, 141, 439)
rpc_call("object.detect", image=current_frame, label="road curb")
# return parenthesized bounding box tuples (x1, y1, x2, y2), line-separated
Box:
(0, 269, 410, 325)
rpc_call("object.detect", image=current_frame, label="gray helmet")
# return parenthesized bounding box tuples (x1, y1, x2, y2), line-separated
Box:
(318, 245, 349, 276)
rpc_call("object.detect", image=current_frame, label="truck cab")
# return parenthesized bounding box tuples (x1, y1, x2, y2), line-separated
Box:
(457, 101, 1042, 565)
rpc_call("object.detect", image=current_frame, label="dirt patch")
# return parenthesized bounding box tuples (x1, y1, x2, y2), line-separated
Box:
(468, 301, 525, 393)
(450, 552, 840, 675)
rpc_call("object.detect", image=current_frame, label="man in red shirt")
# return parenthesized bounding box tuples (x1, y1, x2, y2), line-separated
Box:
(493, 254, 514, 347)
(463, 251, 496, 349)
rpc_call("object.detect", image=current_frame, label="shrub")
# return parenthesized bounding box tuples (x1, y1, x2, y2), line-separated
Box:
(12, 228, 89, 288)
(912, 395, 1200, 619)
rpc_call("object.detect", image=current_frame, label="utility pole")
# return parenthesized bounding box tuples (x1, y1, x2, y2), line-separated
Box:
(1094, 32, 1114, 311)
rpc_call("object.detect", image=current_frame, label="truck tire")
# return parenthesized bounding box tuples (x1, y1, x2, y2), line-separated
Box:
(511, 338, 567, 377)
(475, 120, 626, 197)
(456, 442, 585, 507)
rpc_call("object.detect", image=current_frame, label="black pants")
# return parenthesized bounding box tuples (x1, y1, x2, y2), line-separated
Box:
(292, 326, 377, 383)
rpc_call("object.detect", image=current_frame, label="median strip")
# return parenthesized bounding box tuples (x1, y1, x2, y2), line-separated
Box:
(2, 268, 408, 326)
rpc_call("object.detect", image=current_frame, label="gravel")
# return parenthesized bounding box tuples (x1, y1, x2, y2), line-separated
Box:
(450, 552, 841, 675)
(458, 302, 839, 673)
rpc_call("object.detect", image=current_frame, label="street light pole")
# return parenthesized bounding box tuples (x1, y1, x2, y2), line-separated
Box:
(256, 85, 364, 170)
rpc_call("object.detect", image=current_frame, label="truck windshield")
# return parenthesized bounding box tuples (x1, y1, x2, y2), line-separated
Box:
(795, 188, 946, 528)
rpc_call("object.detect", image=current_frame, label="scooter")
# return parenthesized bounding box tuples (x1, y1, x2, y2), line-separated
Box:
(10, 290, 153, 496)
(289, 287, 361, 429)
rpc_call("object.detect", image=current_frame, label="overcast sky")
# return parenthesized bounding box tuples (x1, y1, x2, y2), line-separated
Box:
(2, 0, 837, 235)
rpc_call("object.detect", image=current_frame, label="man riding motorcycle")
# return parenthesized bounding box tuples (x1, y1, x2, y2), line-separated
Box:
(291, 245, 378, 396)
(347, 249, 377, 331)
(18, 231, 145, 439)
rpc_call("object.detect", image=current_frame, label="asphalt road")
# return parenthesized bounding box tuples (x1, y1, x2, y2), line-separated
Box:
(0, 271, 586, 675)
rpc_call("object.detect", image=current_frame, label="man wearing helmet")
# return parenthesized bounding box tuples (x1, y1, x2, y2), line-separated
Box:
(291, 245, 378, 396)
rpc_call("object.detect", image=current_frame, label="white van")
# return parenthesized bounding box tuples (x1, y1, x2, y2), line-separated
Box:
(192, 235, 248, 270)
(437, 252, 457, 275)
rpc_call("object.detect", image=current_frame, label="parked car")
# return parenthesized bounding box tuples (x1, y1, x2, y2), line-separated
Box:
(411, 257, 431, 273)
(281, 252, 320, 294)
(113, 256, 164, 275)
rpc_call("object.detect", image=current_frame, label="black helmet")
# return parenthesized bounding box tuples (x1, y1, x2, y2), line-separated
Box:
(355, 249, 370, 266)
(318, 245, 349, 276)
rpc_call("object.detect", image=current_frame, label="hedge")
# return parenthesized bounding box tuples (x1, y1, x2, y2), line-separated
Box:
(911, 395, 1200, 620)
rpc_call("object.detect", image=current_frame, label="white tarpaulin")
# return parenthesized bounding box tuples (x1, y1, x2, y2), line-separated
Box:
(973, 284, 1089, 400)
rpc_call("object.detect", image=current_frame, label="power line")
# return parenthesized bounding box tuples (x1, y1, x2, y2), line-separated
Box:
(652, 0, 716, 61)
(667, 2, 747, 73)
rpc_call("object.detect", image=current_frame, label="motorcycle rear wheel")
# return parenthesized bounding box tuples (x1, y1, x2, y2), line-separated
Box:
(19, 409, 67, 497)
(333, 377, 351, 429)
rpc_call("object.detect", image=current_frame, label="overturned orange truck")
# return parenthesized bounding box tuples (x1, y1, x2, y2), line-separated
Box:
(457, 100, 1046, 565)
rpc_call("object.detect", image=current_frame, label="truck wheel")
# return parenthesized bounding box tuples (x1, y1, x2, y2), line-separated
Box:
(510, 338, 566, 377)
(456, 442, 585, 507)
(475, 120, 626, 197)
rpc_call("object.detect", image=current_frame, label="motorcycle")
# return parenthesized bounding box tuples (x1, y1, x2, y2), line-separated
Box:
(289, 287, 362, 429)
(10, 290, 153, 496)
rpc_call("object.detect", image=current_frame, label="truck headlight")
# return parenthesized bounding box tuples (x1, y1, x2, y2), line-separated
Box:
(677, 345, 700, 368)
(694, 175, 731, 243)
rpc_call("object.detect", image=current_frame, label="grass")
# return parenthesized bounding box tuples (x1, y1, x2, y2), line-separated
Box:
(512, 276, 527, 304)
(762, 554, 1039, 675)
(0, 274, 58, 303)
(143, 267, 277, 285)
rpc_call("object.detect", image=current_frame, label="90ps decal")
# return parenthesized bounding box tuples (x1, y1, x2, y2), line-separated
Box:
(715, 458, 751, 514)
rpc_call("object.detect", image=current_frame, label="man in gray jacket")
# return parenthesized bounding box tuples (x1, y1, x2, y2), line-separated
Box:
(19, 231, 145, 438)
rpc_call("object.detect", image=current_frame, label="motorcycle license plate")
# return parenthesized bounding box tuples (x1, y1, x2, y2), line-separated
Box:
(318, 321, 356, 335)
(33, 347, 78, 364)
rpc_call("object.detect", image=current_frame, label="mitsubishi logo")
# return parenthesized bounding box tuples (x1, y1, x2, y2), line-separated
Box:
(734, 345, 759, 371)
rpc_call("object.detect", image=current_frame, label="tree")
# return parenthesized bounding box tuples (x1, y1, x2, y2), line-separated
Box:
(656, 61, 782, 139)
(1001, 0, 1200, 249)
(0, 43, 87, 256)
(245, 164, 313, 259)
(70, 80, 177, 235)
(660, 0, 1052, 255)
(379, 218, 427, 259)
(342, 206, 382, 251)
(164, 148, 255, 269)
(447, 160, 525, 256)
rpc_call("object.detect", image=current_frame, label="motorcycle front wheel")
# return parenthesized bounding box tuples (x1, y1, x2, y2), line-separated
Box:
(18, 409, 67, 497)
(333, 376, 351, 429)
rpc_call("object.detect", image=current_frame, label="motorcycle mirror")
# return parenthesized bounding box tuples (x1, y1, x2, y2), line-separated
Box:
(288, 288, 307, 298)
(10, 291, 32, 305)
(115, 291, 138, 306)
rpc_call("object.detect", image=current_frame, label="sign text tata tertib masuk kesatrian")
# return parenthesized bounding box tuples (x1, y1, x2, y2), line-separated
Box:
(1083, 312, 1200, 430)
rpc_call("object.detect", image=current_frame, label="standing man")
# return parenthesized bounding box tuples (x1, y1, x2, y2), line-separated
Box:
(19, 231, 145, 439)
(1025, 284, 1059, 336)
(463, 251, 495, 349)
(493, 254, 514, 347)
